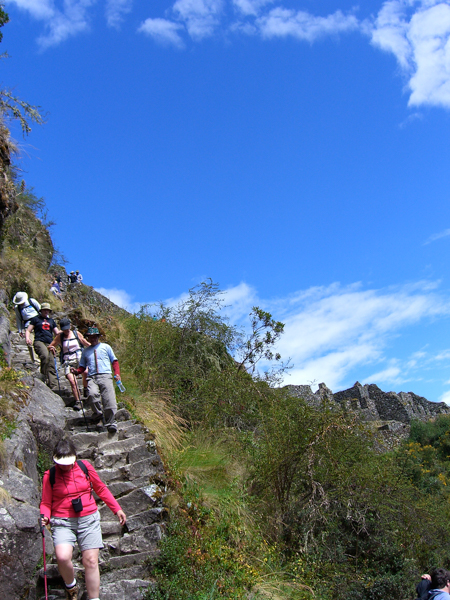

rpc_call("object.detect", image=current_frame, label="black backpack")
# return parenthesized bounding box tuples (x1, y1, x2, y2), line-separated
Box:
(49, 460, 93, 498)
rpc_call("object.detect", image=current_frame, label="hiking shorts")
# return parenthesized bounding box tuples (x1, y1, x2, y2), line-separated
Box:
(50, 510, 103, 551)
(63, 357, 80, 376)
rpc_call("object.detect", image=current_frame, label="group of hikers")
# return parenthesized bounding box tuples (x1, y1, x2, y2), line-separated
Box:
(12, 284, 127, 599)
(50, 270, 83, 303)
(13, 290, 120, 434)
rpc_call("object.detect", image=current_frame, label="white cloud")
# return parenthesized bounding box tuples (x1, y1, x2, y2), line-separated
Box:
(256, 8, 359, 41)
(7, 0, 95, 47)
(223, 280, 450, 390)
(95, 287, 142, 313)
(105, 0, 132, 28)
(173, 0, 223, 39)
(424, 227, 450, 244)
(362, 363, 403, 386)
(440, 390, 450, 404)
(232, 0, 273, 17)
(138, 17, 185, 47)
(96, 279, 450, 393)
(6, 0, 55, 19)
(371, 0, 450, 108)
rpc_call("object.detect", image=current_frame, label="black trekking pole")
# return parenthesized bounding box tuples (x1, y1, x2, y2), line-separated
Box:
(39, 515, 49, 600)
(53, 355, 61, 391)
(74, 375, 90, 432)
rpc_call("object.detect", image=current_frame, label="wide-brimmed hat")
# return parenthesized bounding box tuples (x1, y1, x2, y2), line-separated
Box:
(40, 303, 52, 312)
(12, 292, 28, 305)
(53, 454, 76, 465)
(60, 318, 71, 330)
(86, 326, 100, 336)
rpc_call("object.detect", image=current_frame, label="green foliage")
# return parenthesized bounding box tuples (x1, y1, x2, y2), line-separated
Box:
(0, 90, 45, 136)
(0, 4, 8, 43)
(120, 280, 287, 426)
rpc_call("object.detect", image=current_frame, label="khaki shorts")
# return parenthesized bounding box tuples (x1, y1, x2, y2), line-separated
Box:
(63, 357, 80, 376)
(50, 510, 103, 551)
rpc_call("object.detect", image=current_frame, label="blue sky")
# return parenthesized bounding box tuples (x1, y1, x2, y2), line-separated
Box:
(3, 0, 450, 402)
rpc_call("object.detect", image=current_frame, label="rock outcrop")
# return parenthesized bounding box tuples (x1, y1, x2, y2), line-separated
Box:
(285, 381, 450, 424)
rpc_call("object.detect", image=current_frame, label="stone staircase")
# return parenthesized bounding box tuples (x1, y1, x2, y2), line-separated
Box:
(36, 411, 167, 600)
(9, 332, 168, 600)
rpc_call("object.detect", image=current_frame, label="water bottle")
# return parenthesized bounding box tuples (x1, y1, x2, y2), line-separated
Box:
(115, 379, 126, 393)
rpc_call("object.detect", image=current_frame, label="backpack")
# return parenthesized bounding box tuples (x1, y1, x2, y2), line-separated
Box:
(49, 460, 93, 498)
(60, 328, 83, 364)
(19, 298, 40, 321)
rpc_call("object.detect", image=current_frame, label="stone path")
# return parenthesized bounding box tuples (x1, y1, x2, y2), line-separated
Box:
(10, 332, 168, 600)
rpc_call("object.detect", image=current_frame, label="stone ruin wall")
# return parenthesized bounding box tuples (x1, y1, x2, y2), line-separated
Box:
(285, 381, 450, 425)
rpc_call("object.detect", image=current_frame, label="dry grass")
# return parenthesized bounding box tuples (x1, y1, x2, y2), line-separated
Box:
(250, 578, 314, 600)
(0, 485, 11, 505)
(0, 247, 54, 305)
(134, 390, 186, 456)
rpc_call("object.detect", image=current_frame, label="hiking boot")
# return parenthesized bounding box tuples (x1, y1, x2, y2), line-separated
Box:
(64, 583, 79, 599)
(107, 423, 118, 434)
(72, 401, 82, 411)
(83, 387, 88, 398)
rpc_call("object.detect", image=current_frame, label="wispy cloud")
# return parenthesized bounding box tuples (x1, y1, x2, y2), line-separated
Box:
(105, 0, 133, 28)
(232, 0, 273, 17)
(96, 279, 450, 393)
(256, 8, 359, 41)
(7, 0, 94, 48)
(138, 18, 185, 47)
(95, 287, 141, 313)
(172, 0, 224, 39)
(371, 0, 450, 108)
(423, 227, 450, 245)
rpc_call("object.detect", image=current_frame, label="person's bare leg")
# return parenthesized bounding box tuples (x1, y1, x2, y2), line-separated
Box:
(55, 543, 75, 584)
(66, 372, 79, 399)
(82, 548, 100, 598)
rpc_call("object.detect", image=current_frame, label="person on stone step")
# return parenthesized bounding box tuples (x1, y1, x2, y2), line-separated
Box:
(25, 302, 59, 391)
(49, 318, 90, 408)
(40, 438, 126, 600)
(12, 291, 40, 337)
(72, 326, 121, 433)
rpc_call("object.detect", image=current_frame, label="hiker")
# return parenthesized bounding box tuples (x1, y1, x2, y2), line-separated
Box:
(25, 303, 59, 391)
(40, 438, 126, 600)
(72, 326, 121, 434)
(425, 568, 450, 599)
(49, 318, 90, 406)
(68, 271, 78, 285)
(50, 279, 63, 302)
(415, 574, 431, 600)
(76, 270, 83, 284)
(12, 291, 40, 337)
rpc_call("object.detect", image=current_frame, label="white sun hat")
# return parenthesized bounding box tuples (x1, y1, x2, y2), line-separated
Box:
(13, 292, 28, 305)
(53, 454, 76, 465)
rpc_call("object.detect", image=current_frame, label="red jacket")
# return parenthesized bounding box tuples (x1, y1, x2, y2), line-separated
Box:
(40, 460, 121, 519)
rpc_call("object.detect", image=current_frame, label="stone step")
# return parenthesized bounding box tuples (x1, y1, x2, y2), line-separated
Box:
(101, 551, 156, 570)
(99, 577, 153, 600)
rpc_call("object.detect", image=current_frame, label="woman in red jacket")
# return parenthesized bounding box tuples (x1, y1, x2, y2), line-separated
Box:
(40, 438, 126, 600)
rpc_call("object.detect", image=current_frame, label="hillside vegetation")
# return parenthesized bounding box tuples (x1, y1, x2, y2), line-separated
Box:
(1, 67, 450, 600)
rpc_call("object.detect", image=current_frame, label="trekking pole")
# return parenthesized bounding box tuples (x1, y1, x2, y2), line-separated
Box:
(74, 374, 90, 433)
(53, 355, 61, 391)
(39, 515, 49, 600)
